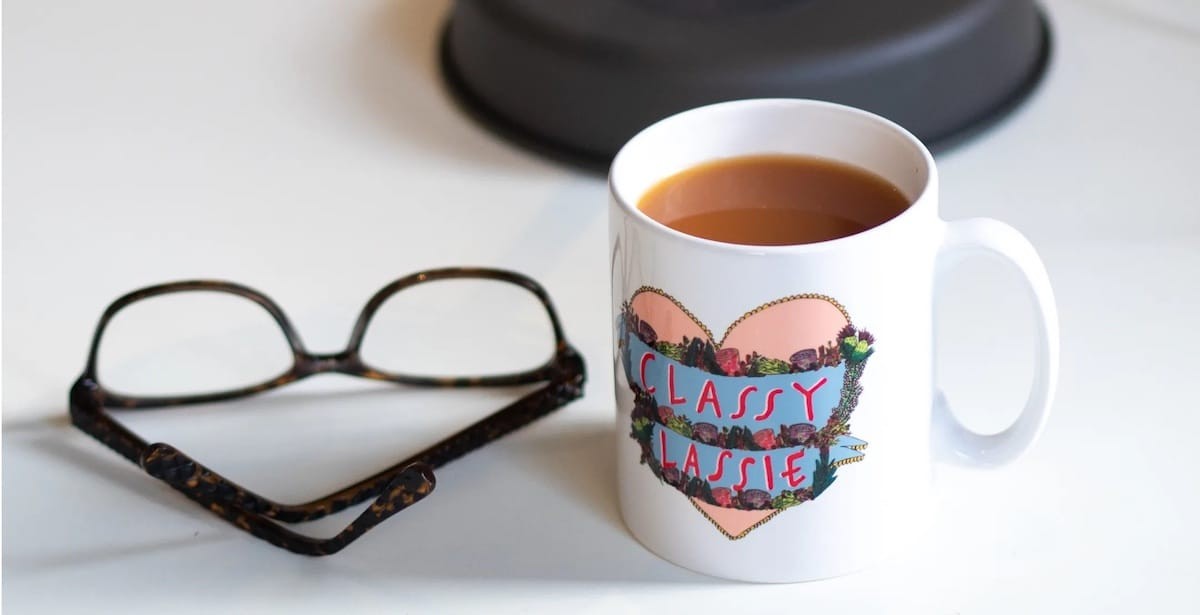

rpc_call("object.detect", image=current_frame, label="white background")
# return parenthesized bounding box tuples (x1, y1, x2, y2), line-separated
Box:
(3, 0, 1198, 612)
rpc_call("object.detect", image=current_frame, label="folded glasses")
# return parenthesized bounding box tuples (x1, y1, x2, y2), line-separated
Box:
(69, 268, 586, 555)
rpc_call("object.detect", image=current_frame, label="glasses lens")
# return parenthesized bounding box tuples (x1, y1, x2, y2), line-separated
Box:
(97, 290, 295, 397)
(359, 278, 556, 378)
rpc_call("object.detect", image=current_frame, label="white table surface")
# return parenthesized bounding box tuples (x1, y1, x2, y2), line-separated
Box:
(4, 0, 1199, 612)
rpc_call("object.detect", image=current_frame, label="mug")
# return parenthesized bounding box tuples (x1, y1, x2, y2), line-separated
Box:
(608, 99, 1058, 582)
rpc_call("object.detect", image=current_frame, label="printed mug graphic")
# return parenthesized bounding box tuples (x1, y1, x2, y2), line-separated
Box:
(619, 288, 876, 539)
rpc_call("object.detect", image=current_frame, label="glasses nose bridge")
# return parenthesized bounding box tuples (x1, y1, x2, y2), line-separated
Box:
(301, 349, 359, 375)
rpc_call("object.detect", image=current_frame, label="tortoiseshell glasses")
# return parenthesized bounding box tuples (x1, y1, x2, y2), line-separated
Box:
(69, 268, 586, 555)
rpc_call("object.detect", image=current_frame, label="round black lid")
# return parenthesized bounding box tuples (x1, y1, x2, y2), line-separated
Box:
(441, 0, 1051, 169)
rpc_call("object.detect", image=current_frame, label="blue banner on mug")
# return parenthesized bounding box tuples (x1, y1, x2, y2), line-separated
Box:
(626, 336, 845, 429)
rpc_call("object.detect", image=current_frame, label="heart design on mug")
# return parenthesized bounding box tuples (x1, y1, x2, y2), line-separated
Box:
(619, 287, 875, 539)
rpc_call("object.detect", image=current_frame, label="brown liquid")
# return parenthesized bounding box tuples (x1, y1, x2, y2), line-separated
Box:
(637, 154, 910, 246)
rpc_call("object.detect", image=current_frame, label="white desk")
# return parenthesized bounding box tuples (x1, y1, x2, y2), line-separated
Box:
(4, 0, 1198, 612)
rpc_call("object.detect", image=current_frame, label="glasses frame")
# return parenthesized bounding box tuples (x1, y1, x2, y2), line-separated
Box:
(69, 267, 586, 556)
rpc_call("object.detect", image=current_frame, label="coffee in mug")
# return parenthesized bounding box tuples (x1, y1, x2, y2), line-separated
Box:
(637, 154, 910, 246)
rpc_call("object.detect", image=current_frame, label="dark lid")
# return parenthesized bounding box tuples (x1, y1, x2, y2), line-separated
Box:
(441, 0, 1051, 170)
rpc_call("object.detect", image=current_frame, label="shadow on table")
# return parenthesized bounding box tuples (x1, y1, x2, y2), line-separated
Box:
(334, 421, 712, 584)
(5, 416, 238, 572)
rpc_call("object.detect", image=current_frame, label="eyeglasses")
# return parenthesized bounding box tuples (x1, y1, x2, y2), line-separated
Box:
(69, 268, 586, 556)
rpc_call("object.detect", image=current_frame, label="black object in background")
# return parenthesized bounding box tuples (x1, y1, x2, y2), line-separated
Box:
(440, 0, 1051, 170)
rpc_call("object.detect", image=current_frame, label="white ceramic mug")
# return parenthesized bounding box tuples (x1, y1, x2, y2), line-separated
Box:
(609, 99, 1058, 582)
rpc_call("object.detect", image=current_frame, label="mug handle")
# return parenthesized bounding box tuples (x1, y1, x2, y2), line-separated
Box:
(933, 218, 1060, 467)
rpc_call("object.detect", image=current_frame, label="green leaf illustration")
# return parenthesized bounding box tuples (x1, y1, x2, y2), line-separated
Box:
(812, 448, 838, 497)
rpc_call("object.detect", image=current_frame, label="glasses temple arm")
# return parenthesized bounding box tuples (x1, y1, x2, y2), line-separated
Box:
(142, 351, 583, 524)
(70, 380, 150, 465)
(140, 443, 436, 556)
(401, 358, 585, 470)
(262, 349, 584, 515)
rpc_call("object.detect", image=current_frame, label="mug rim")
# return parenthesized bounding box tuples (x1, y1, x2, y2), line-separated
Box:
(608, 98, 938, 254)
